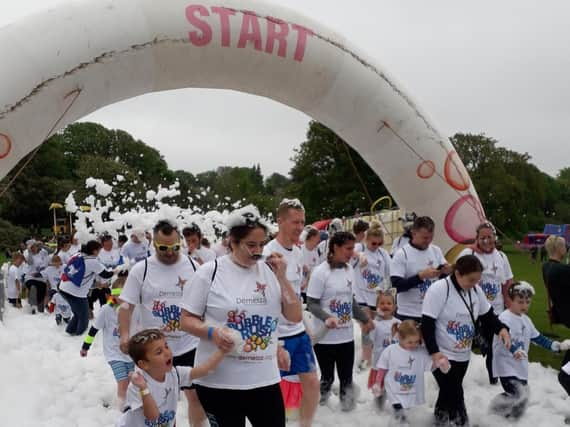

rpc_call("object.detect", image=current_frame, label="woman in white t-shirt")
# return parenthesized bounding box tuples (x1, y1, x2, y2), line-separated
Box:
(306, 231, 374, 412)
(59, 240, 114, 336)
(180, 205, 302, 427)
(24, 240, 51, 314)
(421, 255, 511, 426)
(457, 221, 513, 385)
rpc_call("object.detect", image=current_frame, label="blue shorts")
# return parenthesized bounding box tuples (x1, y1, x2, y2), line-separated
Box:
(279, 331, 316, 376)
(109, 360, 135, 382)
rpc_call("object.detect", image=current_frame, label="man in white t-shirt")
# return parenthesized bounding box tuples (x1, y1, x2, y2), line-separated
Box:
(390, 216, 451, 323)
(263, 198, 320, 427)
(120, 229, 150, 265)
(118, 220, 205, 427)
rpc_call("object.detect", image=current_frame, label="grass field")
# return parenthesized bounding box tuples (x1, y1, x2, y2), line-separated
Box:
(502, 244, 569, 369)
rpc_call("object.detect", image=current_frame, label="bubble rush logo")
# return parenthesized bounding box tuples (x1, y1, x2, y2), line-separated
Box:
(152, 300, 181, 332)
(329, 299, 352, 324)
(144, 410, 175, 427)
(362, 269, 382, 290)
(446, 320, 475, 349)
(479, 281, 499, 302)
(418, 279, 432, 299)
(226, 310, 278, 352)
(394, 371, 416, 392)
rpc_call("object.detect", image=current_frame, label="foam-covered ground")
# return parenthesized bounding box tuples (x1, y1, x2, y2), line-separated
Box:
(1, 304, 568, 426)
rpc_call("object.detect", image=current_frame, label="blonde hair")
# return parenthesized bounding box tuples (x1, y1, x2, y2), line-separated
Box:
(392, 319, 421, 340)
(366, 220, 384, 240)
(544, 235, 566, 258)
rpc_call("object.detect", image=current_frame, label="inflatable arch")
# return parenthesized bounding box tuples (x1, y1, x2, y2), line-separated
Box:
(0, 0, 485, 253)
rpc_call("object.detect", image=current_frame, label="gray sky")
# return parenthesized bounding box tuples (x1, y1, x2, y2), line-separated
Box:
(3, 0, 570, 178)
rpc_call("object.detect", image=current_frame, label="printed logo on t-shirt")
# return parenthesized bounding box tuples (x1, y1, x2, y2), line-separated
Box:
(394, 371, 416, 392)
(57, 304, 69, 313)
(226, 310, 278, 353)
(144, 410, 175, 427)
(152, 301, 182, 332)
(329, 299, 352, 324)
(446, 320, 475, 349)
(479, 281, 500, 301)
(235, 281, 268, 305)
(176, 276, 187, 289)
(113, 327, 120, 338)
(362, 269, 383, 290)
(418, 279, 433, 299)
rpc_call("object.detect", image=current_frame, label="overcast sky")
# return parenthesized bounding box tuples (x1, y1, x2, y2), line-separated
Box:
(3, 0, 570, 178)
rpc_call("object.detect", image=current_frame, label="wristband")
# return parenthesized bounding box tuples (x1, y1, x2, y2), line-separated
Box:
(140, 388, 150, 397)
(207, 326, 215, 340)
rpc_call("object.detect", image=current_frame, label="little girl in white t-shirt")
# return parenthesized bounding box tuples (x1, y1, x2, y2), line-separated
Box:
(374, 320, 450, 423)
(368, 291, 400, 408)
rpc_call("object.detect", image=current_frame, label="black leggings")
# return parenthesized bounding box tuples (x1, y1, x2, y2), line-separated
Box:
(433, 360, 469, 426)
(195, 383, 285, 427)
(25, 280, 47, 311)
(560, 350, 570, 396)
(482, 323, 496, 383)
(313, 341, 355, 400)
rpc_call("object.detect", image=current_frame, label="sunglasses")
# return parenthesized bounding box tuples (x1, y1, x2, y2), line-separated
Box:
(154, 242, 181, 252)
(132, 330, 163, 344)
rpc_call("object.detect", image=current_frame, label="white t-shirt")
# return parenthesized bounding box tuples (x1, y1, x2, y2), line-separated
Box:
(120, 255, 198, 356)
(376, 343, 433, 409)
(57, 249, 72, 266)
(307, 262, 355, 345)
(41, 265, 62, 290)
(212, 242, 229, 258)
(93, 304, 132, 363)
(391, 243, 447, 318)
(98, 248, 122, 269)
(69, 244, 81, 255)
(458, 248, 513, 314)
(117, 366, 192, 427)
(371, 317, 401, 366)
(50, 292, 72, 319)
(121, 241, 150, 265)
(422, 277, 491, 362)
(59, 256, 107, 298)
(24, 249, 50, 283)
(301, 245, 319, 275)
(356, 247, 392, 307)
(180, 256, 282, 390)
(316, 239, 329, 265)
(492, 310, 539, 380)
(263, 239, 305, 338)
(391, 235, 410, 256)
(7, 265, 21, 299)
(189, 247, 217, 265)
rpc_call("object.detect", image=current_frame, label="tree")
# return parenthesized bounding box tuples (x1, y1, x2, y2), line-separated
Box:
(288, 121, 388, 222)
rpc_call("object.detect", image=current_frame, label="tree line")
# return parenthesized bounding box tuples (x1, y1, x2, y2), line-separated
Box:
(0, 121, 567, 247)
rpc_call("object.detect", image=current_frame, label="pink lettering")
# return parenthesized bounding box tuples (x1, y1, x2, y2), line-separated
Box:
(211, 6, 235, 47)
(265, 17, 289, 58)
(291, 24, 314, 62)
(237, 11, 263, 51)
(186, 5, 212, 46)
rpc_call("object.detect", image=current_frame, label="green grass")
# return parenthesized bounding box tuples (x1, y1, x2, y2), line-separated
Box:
(501, 244, 568, 369)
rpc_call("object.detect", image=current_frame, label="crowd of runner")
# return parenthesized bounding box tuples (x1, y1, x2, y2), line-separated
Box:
(3, 198, 570, 427)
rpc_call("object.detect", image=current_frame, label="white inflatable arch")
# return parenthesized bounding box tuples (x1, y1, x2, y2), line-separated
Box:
(0, 0, 485, 253)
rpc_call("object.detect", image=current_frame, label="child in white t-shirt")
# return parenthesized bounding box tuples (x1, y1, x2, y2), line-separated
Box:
(117, 328, 227, 427)
(490, 281, 570, 420)
(6, 253, 25, 308)
(368, 290, 400, 408)
(80, 273, 133, 409)
(42, 255, 63, 296)
(49, 292, 72, 325)
(374, 320, 450, 424)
